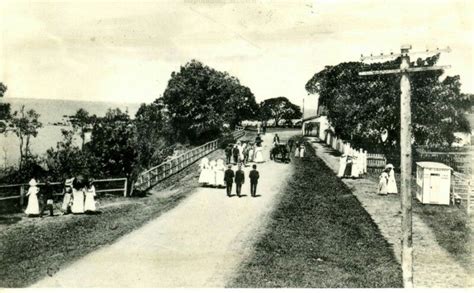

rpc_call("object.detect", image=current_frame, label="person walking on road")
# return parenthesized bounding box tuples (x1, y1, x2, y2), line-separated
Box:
(249, 164, 260, 197)
(224, 165, 234, 197)
(232, 144, 240, 164)
(235, 163, 245, 197)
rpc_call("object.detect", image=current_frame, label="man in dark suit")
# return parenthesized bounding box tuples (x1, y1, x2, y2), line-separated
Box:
(235, 163, 245, 197)
(225, 144, 233, 165)
(232, 145, 240, 164)
(224, 164, 235, 197)
(249, 164, 260, 197)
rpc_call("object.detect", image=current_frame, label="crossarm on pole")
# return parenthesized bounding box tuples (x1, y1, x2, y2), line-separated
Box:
(359, 65, 450, 76)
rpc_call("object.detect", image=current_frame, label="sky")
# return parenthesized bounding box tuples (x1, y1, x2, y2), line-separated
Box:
(0, 0, 473, 110)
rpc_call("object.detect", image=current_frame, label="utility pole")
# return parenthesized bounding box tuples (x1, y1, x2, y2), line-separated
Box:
(359, 45, 451, 288)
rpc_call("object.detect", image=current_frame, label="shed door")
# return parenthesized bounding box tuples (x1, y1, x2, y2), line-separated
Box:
(429, 173, 441, 203)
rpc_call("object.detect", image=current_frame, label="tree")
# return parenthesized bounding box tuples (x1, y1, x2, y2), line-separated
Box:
(45, 129, 90, 180)
(9, 106, 43, 169)
(258, 97, 302, 127)
(134, 99, 174, 169)
(305, 54, 471, 152)
(69, 108, 92, 149)
(88, 108, 139, 183)
(0, 82, 10, 133)
(162, 60, 258, 144)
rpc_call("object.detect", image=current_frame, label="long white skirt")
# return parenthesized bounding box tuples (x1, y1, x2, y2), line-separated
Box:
(25, 194, 40, 215)
(387, 170, 398, 194)
(254, 147, 264, 163)
(351, 160, 360, 178)
(300, 147, 305, 158)
(248, 149, 254, 162)
(84, 193, 96, 212)
(207, 169, 217, 186)
(71, 189, 85, 214)
(215, 169, 225, 186)
(294, 148, 300, 158)
(199, 168, 210, 184)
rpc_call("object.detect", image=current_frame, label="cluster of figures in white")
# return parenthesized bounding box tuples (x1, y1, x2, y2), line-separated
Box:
(377, 164, 398, 195)
(337, 153, 365, 178)
(24, 176, 98, 217)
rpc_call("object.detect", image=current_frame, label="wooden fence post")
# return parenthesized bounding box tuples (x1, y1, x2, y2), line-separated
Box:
(20, 185, 25, 208)
(467, 179, 471, 215)
(123, 178, 128, 197)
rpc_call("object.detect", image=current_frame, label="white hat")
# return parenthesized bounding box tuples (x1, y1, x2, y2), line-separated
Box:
(29, 179, 37, 186)
(385, 163, 394, 169)
(65, 178, 74, 187)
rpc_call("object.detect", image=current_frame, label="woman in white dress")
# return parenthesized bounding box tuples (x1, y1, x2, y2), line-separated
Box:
(208, 160, 217, 186)
(24, 178, 40, 216)
(351, 155, 359, 178)
(337, 154, 347, 178)
(294, 142, 300, 158)
(248, 144, 255, 162)
(61, 178, 74, 214)
(84, 179, 97, 213)
(254, 145, 264, 163)
(386, 165, 398, 194)
(215, 159, 225, 187)
(198, 158, 210, 185)
(71, 177, 85, 214)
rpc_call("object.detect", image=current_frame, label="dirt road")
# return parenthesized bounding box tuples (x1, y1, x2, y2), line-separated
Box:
(32, 130, 297, 287)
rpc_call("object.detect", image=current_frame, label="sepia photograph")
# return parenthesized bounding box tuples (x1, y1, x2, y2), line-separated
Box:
(0, 0, 472, 289)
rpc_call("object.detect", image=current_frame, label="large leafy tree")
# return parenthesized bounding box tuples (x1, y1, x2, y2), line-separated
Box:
(258, 97, 302, 127)
(305, 54, 471, 152)
(162, 60, 258, 144)
(134, 99, 174, 169)
(88, 108, 139, 182)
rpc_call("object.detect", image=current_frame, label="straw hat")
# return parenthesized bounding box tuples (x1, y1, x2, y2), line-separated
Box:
(28, 178, 37, 187)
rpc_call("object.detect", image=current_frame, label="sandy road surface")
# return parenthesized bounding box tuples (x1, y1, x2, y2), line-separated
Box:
(33, 130, 297, 287)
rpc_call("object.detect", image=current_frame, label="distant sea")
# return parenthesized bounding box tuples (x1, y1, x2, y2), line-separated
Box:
(0, 98, 141, 168)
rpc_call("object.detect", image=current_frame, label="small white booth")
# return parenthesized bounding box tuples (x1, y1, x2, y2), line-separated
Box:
(416, 162, 452, 205)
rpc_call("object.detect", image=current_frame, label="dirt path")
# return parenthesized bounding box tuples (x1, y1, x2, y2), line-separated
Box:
(32, 131, 297, 288)
(307, 137, 472, 288)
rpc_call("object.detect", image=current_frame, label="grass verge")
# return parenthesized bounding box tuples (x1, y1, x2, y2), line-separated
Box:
(229, 138, 403, 288)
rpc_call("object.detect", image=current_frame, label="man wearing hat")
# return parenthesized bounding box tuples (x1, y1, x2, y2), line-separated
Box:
(224, 164, 235, 197)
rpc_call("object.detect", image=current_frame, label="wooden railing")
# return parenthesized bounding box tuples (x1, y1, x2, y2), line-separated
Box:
(0, 178, 128, 206)
(451, 171, 472, 214)
(134, 129, 245, 191)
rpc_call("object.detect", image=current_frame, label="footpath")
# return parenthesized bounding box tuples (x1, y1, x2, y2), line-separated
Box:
(32, 131, 297, 287)
(306, 137, 472, 288)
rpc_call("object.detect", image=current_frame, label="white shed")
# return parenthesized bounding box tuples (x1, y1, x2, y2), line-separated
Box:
(416, 162, 452, 205)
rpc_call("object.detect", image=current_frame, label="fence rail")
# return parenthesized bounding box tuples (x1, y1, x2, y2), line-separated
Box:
(134, 129, 245, 191)
(0, 178, 128, 207)
(451, 171, 472, 214)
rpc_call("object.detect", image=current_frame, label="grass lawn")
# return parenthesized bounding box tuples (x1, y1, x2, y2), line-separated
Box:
(230, 138, 403, 288)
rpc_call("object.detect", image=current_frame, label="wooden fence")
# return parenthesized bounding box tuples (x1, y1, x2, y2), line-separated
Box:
(134, 129, 245, 191)
(415, 151, 472, 174)
(0, 178, 128, 210)
(451, 172, 472, 214)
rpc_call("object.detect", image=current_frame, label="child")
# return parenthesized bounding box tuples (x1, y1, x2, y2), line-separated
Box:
(61, 178, 74, 214)
(378, 169, 389, 195)
(24, 178, 40, 217)
(84, 178, 97, 213)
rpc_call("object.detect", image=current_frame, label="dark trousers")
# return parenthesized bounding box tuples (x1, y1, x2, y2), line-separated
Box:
(226, 155, 231, 165)
(233, 154, 239, 164)
(236, 183, 242, 196)
(226, 182, 233, 196)
(40, 198, 54, 217)
(250, 182, 258, 196)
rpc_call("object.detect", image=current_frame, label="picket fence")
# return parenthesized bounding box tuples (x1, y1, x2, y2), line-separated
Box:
(325, 132, 387, 174)
(134, 128, 245, 191)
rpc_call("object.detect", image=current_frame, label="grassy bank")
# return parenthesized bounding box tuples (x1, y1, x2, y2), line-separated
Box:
(0, 145, 233, 287)
(230, 138, 403, 288)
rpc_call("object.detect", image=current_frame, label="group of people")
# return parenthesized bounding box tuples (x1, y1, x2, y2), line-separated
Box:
(24, 176, 98, 217)
(225, 135, 265, 166)
(286, 137, 306, 158)
(337, 153, 363, 178)
(198, 158, 226, 187)
(224, 163, 260, 197)
(378, 164, 398, 195)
